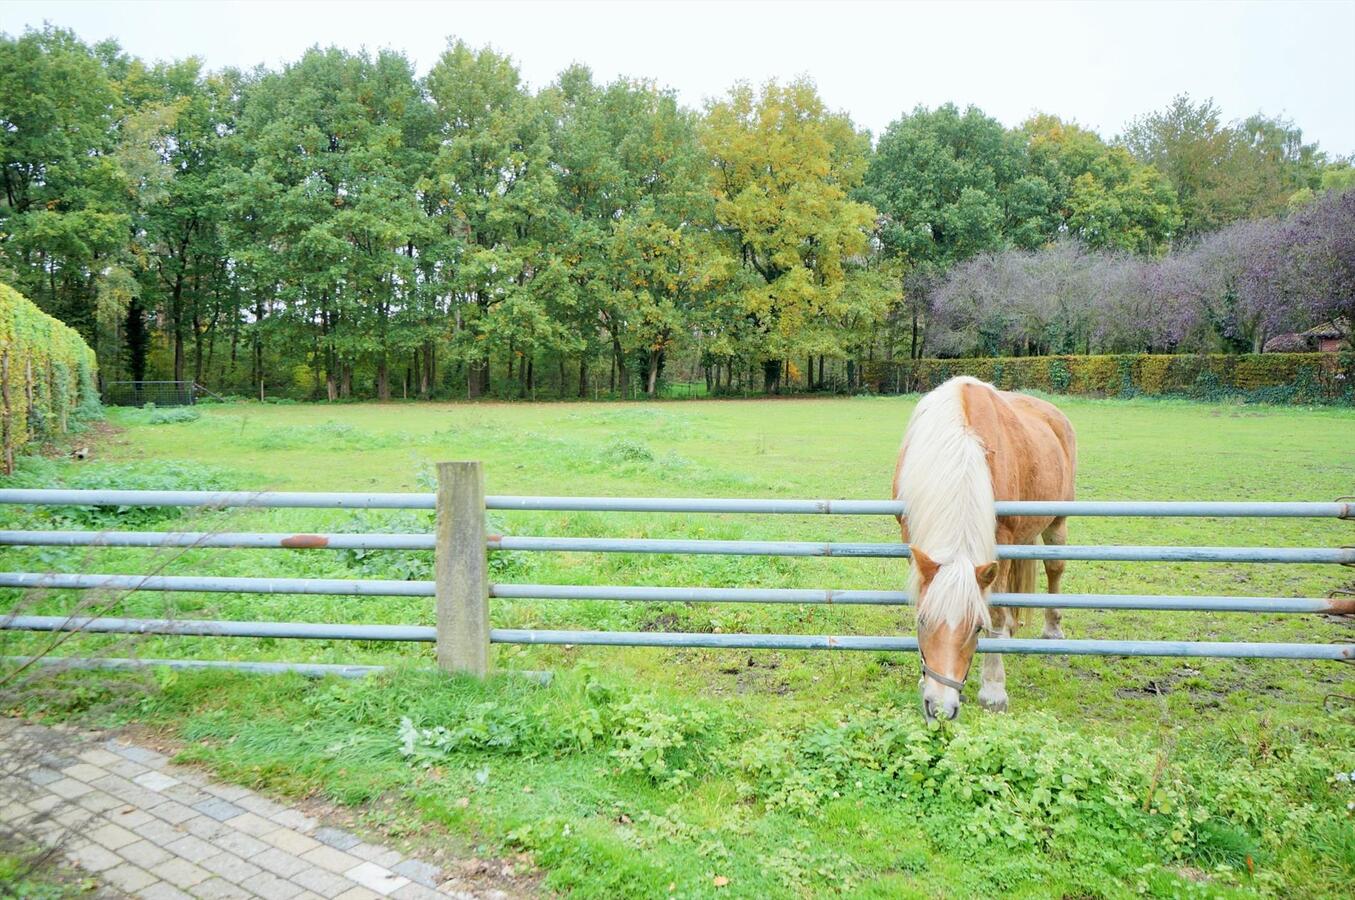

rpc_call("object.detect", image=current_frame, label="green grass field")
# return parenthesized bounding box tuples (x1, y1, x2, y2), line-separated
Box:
(3, 395, 1354, 898)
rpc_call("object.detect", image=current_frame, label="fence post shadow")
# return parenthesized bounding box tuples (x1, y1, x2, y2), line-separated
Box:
(435, 460, 490, 676)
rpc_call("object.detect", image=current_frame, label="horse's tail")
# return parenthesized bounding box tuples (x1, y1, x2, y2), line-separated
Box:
(1005, 557, 1039, 630)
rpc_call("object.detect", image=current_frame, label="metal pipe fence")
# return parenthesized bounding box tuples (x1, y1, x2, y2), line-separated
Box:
(3, 573, 1352, 614)
(1, 468, 1352, 677)
(4, 530, 1350, 564)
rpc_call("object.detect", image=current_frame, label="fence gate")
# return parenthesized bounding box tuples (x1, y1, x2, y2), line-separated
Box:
(1, 461, 1353, 677)
(101, 381, 197, 407)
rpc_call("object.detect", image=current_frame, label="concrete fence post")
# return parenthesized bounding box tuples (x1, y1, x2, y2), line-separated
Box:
(435, 461, 490, 676)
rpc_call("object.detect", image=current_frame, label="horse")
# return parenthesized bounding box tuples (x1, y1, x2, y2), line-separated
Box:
(892, 376, 1077, 721)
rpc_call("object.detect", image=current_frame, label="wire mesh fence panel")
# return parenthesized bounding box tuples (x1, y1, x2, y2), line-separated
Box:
(101, 381, 196, 407)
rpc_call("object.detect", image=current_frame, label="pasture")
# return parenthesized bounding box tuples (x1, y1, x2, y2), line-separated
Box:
(3, 395, 1354, 898)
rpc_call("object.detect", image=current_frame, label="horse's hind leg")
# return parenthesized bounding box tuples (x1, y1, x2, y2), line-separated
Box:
(1041, 517, 1067, 640)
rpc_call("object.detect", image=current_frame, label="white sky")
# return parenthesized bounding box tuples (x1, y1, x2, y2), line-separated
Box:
(5, 0, 1354, 155)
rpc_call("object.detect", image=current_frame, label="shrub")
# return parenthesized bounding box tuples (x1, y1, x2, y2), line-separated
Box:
(148, 407, 201, 425)
(0, 283, 100, 470)
(872, 351, 1355, 404)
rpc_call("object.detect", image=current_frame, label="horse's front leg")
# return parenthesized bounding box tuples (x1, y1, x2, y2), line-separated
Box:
(978, 561, 1012, 713)
(1041, 517, 1068, 640)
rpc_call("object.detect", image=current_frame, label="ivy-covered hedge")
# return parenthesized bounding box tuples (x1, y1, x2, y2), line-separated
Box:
(0, 283, 99, 472)
(866, 352, 1355, 404)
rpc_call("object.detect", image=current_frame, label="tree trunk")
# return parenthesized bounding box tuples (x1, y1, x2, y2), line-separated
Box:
(376, 356, 390, 402)
(646, 351, 661, 396)
(578, 356, 588, 399)
(762, 359, 781, 394)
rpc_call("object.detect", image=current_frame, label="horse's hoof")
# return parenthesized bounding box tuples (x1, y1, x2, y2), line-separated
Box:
(1042, 626, 1065, 640)
(977, 686, 1008, 712)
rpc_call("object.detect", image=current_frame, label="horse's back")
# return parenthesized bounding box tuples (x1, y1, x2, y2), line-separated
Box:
(954, 379, 1076, 505)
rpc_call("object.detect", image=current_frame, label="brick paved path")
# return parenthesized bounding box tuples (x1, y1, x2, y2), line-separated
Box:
(1, 718, 512, 899)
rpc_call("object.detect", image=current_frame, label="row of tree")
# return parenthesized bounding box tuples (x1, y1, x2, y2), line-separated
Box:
(2, 26, 1352, 399)
(924, 189, 1354, 358)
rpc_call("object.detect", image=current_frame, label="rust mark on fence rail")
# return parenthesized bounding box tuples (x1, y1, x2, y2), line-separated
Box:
(279, 534, 331, 549)
(1328, 590, 1355, 616)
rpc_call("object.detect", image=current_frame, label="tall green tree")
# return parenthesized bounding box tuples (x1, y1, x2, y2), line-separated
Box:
(424, 41, 562, 398)
(1023, 114, 1181, 253)
(0, 27, 134, 349)
(1121, 95, 1320, 237)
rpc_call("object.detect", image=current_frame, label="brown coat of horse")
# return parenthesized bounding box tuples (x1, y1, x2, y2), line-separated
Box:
(893, 377, 1077, 719)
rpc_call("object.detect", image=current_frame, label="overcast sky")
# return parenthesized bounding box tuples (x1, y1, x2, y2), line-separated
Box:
(5, 0, 1354, 155)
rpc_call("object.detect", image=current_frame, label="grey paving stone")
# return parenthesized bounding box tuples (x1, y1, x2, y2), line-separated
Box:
(241, 870, 304, 899)
(106, 741, 167, 767)
(102, 862, 159, 892)
(23, 767, 62, 786)
(313, 826, 361, 851)
(148, 799, 199, 825)
(45, 777, 92, 799)
(391, 884, 451, 900)
(391, 858, 441, 888)
(289, 865, 355, 896)
(182, 815, 233, 841)
(269, 808, 315, 832)
(39, 752, 80, 770)
(349, 843, 403, 868)
(163, 833, 220, 864)
(150, 857, 213, 889)
(119, 837, 174, 868)
(142, 882, 196, 900)
(107, 758, 151, 779)
(253, 846, 310, 878)
(301, 844, 362, 874)
(64, 841, 123, 873)
(77, 747, 123, 767)
(213, 829, 269, 858)
(76, 789, 124, 814)
(221, 811, 277, 837)
(343, 862, 410, 896)
(190, 876, 253, 899)
(88, 821, 140, 851)
(201, 782, 252, 803)
(164, 784, 212, 807)
(333, 889, 381, 900)
(261, 827, 320, 855)
(134, 770, 182, 792)
(235, 793, 288, 819)
(192, 797, 245, 822)
(58, 762, 108, 782)
(199, 852, 262, 883)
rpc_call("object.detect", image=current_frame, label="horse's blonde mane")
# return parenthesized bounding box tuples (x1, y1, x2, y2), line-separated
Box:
(895, 376, 996, 630)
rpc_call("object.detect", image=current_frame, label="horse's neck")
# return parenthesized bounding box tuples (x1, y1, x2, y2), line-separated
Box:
(898, 382, 996, 564)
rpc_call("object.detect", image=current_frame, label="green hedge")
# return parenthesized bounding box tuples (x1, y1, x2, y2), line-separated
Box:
(866, 352, 1355, 405)
(0, 283, 99, 472)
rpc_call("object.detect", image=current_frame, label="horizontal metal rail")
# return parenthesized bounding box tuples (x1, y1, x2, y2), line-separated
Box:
(0, 489, 434, 509)
(4, 574, 1351, 614)
(0, 489, 1348, 519)
(491, 583, 1355, 614)
(0, 531, 433, 550)
(490, 536, 1354, 564)
(5, 618, 1350, 660)
(2, 656, 384, 677)
(7, 532, 1348, 562)
(2, 615, 433, 641)
(0, 572, 435, 596)
(488, 496, 1354, 518)
(490, 629, 1355, 660)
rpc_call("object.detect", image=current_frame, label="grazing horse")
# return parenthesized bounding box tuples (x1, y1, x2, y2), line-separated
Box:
(892, 376, 1076, 721)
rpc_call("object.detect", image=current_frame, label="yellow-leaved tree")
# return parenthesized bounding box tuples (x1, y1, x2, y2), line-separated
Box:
(702, 79, 877, 391)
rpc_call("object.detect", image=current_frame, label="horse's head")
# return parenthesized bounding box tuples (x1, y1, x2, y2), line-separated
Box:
(911, 547, 998, 721)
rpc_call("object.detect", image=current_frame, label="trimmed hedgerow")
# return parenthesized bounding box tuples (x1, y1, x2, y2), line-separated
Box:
(869, 352, 1355, 404)
(0, 283, 100, 471)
